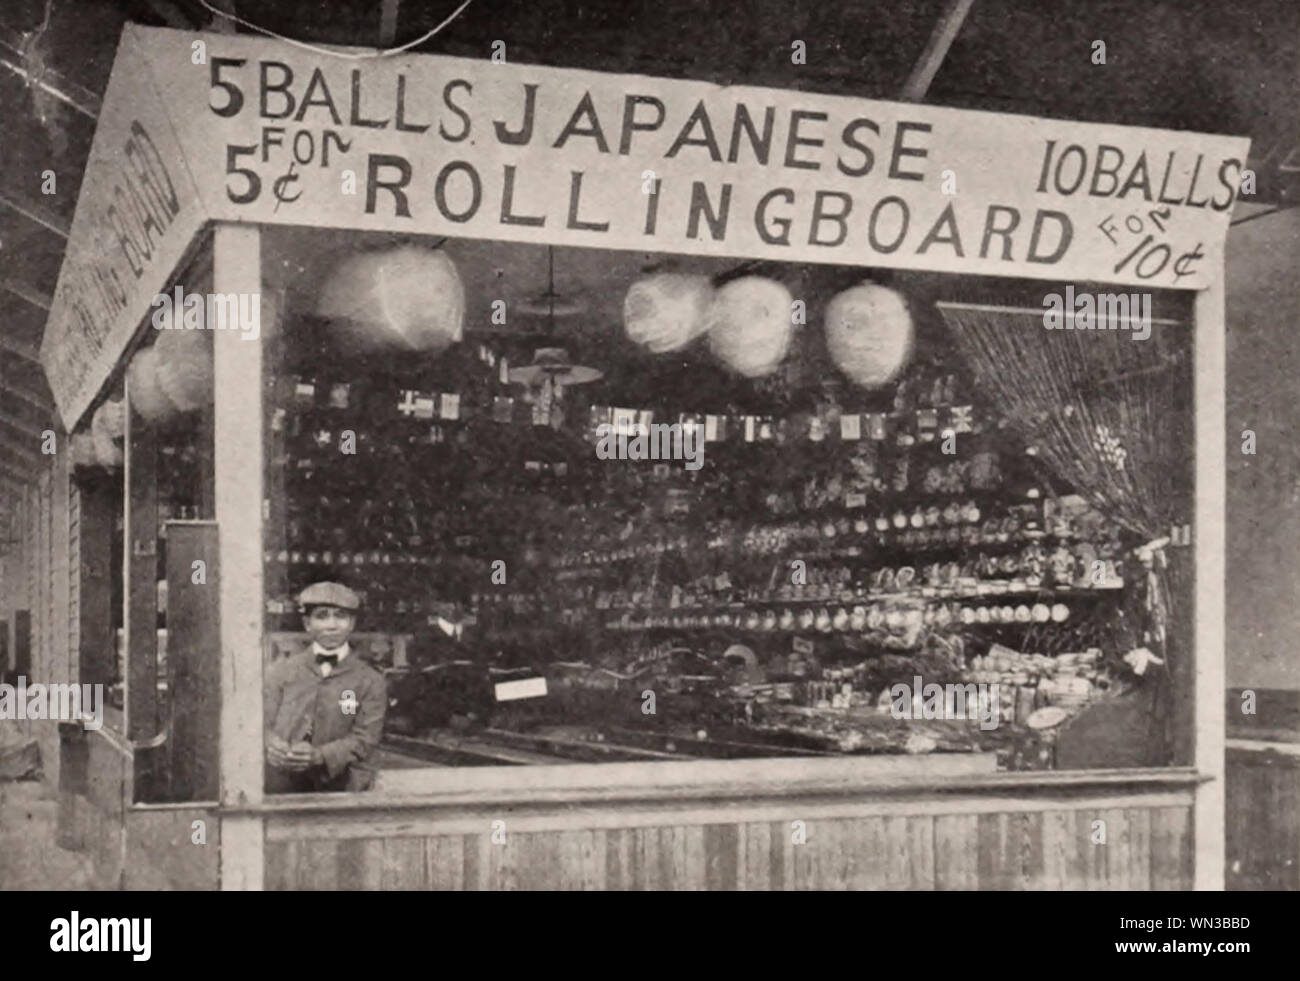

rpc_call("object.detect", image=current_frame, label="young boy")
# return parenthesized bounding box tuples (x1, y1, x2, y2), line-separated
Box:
(264, 581, 388, 793)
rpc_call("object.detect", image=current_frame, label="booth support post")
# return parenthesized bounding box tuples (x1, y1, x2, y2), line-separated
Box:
(1194, 277, 1226, 891)
(214, 223, 266, 889)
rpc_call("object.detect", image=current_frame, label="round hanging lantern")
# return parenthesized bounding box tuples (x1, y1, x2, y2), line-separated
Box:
(706, 276, 795, 378)
(127, 345, 174, 424)
(154, 325, 214, 413)
(315, 245, 465, 353)
(623, 273, 713, 354)
(91, 397, 124, 468)
(93, 397, 125, 440)
(70, 432, 98, 469)
(824, 282, 914, 389)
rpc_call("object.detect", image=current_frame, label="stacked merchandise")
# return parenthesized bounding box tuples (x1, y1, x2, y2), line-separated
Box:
(267, 252, 1156, 768)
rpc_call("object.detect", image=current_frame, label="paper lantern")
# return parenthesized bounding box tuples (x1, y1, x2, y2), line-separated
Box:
(623, 273, 713, 353)
(824, 282, 913, 389)
(707, 276, 794, 378)
(91, 398, 124, 468)
(91, 427, 122, 468)
(316, 245, 464, 353)
(93, 397, 125, 440)
(155, 326, 214, 413)
(70, 432, 98, 469)
(127, 345, 174, 423)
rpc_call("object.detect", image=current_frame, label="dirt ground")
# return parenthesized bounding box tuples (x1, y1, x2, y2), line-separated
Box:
(0, 779, 96, 891)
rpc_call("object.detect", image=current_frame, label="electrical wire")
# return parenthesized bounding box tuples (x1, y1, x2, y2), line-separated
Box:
(194, 0, 475, 60)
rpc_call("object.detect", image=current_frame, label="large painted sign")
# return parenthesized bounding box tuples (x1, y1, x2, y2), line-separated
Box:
(41, 28, 207, 430)
(42, 24, 1250, 429)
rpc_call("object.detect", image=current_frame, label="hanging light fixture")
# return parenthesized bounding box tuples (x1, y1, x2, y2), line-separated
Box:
(824, 281, 914, 389)
(316, 244, 465, 353)
(506, 249, 602, 427)
(707, 276, 795, 377)
(623, 271, 714, 353)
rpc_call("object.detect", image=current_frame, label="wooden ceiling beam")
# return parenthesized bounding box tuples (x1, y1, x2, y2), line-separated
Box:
(899, 0, 977, 102)
(1, 273, 52, 312)
(0, 25, 101, 120)
(144, 0, 198, 29)
(380, 0, 401, 46)
(0, 383, 52, 417)
(0, 332, 41, 362)
(0, 430, 41, 462)
(0, 186, 70, 239)
(0, 412, 45, 442)
(204, 0, 239, 34)
(0, 390, 52, 427)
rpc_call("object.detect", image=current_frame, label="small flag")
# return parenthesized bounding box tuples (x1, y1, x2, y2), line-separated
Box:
(840, 413, 861, 440)
(917, 407, 938, 441)
(413, 393, 435, 420)
(705, 415, 724, 442)
(397, 390, 420, 417)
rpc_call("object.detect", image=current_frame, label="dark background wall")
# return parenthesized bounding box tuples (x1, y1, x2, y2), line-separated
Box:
(1226, 208, 1300, 691)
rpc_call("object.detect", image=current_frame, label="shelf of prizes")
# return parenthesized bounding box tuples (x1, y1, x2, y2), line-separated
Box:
(32, 24, 1237, 890)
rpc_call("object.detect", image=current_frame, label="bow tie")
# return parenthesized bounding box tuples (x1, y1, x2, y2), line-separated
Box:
(315, 653, 339, 667)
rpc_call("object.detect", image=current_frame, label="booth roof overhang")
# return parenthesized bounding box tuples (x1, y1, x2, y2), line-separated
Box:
(39, 23, 1249, 432)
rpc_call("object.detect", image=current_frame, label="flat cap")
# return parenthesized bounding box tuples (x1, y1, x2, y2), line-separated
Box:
(297, 581, 361, 611)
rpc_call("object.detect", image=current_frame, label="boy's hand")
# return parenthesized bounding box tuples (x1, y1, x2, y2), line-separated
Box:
(266, 734, 294, 769)
(286, 741, 323, 769)
(267, 734, 314, 770)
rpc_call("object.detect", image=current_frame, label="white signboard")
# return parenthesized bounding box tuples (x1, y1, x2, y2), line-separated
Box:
(41, 24, 1250, 428)
(40, 28, 207, 430)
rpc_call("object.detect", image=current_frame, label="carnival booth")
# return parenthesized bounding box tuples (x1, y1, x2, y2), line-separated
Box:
(39, 24, 1243, 890)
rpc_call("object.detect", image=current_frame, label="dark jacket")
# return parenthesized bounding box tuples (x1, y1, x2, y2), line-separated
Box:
(264, 645, 388, 792)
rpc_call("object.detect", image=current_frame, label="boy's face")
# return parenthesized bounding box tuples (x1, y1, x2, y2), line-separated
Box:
(303, 605, 356, 649)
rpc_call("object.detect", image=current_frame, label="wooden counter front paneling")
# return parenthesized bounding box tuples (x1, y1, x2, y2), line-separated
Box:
(262, 798, 1193, 891)
(1226, 743, 1300, 890)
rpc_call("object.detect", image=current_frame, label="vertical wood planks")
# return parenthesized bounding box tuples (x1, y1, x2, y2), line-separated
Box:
(703, 824, 739, 891)
(1036, 810, 1081, 889)
(933, 814, 979, 890)
(426, 834, 466, 890)
(605, 826, 632, 890)
(261, 802, 1195, 890)
(741, 821, 771, 891)
(1149, 807, 1193, 890)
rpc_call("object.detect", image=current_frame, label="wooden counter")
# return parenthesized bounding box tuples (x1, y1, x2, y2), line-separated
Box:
(227, 763, 1199, 890)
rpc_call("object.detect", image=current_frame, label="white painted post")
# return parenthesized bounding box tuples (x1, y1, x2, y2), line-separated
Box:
(213, 223, 265, 890)
(1194, 279, 1226, 891)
